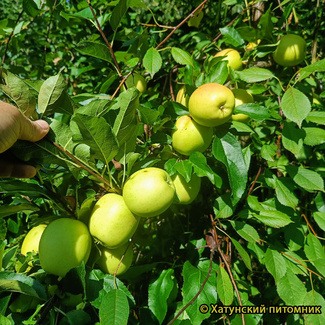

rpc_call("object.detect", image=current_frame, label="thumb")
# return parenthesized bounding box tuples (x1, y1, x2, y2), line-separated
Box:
(18, 115, 50, 142)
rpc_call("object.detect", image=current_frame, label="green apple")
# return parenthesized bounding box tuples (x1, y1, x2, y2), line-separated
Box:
(21, 224, 47, 255)
(172, 173, 201, 205)
(189, 83, 235, 127)
(187, 11, 204, 28)
(172, 115, 213, 156)
(89, 193, 140, 249)
(273, 34, 306, 66)
(61, 293, 83, 307)
(39, 218, 92, 277)
(231, 88, 254, 123)
(214, 48, 243, 71)
(123, 167, 176, 218)
(97, 243, 133, 275)
(124, 73, 147, 93)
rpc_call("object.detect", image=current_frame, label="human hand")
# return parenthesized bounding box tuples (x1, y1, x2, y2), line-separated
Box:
(0, 101, 50, 178)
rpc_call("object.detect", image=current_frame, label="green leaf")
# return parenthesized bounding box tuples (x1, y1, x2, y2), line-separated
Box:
(205, 61, 228, 85)
(0, 272, 47, 300)
(233, 103, 271, 121)
(303, 127, 325, 146)
(0, 180, 49, 198)
(281, 87, 311, 127)
(219, 27, 245, 47)
(286, 166, 324, 192)
(258, 8, 273, 41)
(282, 121, 305, 155)
(214, 193, 234, 219)
(304, 233, 325, 263)
(113, 88, 140, 159)
(189, 152, 222, 188)
(3, 70, 36, 118)
(23, 0, 40, 17)
(230, 221, 260, 243)
(264, 248, 287, 282)
(274, 177, 298, 209)
(304, 290, 325, 325)
(143, 47, 162, 77)
(59, 310, 91, 325)
(99, 289, 129, 325)
(148, 269, 176, 324)
(313, 212, 325, 231)
(216, 267, 233, 305)
(110, 0, 129, 30)
(235, 68, 275, 83)
(297, 58, 325, 82)
(38, 74, 73, 116)
(72, 114, 119, 166)
(174, 160, 193, 183)
(277, 269, 307, 305)
(138, 105, 160, 125)
(254, 210, 293, 228)
(171, 48, 194, 67)
(77, 41, 112, 62)
(306, 111, 325, 126)
(261, 143, 277, 162)
(230, 237, 252, 270)
(0, 204, 40, 218)
(182, 261, 218, 325)
(212, 132, 247, 201)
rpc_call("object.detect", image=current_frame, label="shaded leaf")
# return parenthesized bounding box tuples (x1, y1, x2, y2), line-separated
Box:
(230, 221, 260, 243)
(216, 267, 233, 305)
(219, 27, 245, 47)
(77, 41, 112, 62)
(265, 248, 287, 282)
(110, 0, 129, 30)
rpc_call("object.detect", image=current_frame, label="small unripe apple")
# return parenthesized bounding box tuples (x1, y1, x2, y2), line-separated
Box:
(21, 224, 47, 255)
(231, 88, 254, 123)
(97, 243, 133, 275)
(124, 73, 147, 93)
(172, 173, 201, 205)
(189, 83, 235, 127)
(214, 49, 243, 71)
(273, 34, 306, 66)
(123, 167, 176, 218)
(172, 115, 213, 156)
(39, 218, 92, 277)
(89, 193, 140, 249)
(187, 11, 204, 28)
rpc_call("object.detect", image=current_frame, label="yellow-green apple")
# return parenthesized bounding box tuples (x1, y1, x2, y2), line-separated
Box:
(176, 86, 190, 107)
(231, 88, 254, 123)
(97, 243, 133, 275)
(123, 167, 176, 218)
(214, 49, 243, 71)
(21, 224, 47, 255)
(273, 34, 306, 66)
(189, 83, 235, 127)
(39, 218, 92, 277)
(187, 11, 204, 28)
(89, 193, 140, 249)
(172, 115, 213, 155)
(172, 173, 201, 205)
(124, 73, 147, 93)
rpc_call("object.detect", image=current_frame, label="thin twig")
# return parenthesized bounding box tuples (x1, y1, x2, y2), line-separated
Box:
(302, 214, 318, 237)
(44, 0, 58, 67)
(281, 251, 325, 280)
(246, 166, 262, 199)
(0, 11, 24, 80)
(167, 249, 214, 325)
(51, 140, 112, 189)
(139, 23, 174, 30)
(87, 0, 122, 77)
(210, 215, 246, 325)
(113, 241, 132, 287)
(155, 0, 208, 50)
(169, 68, 175, 101)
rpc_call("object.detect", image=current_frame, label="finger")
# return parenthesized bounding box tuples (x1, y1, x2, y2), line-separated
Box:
(18, 115, 50, 143)
(0, 160, 37, 178)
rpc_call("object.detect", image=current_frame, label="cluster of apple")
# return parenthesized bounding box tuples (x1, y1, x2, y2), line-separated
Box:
(19, 33, 307, 280)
